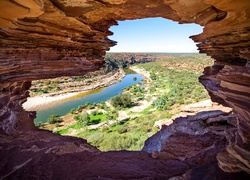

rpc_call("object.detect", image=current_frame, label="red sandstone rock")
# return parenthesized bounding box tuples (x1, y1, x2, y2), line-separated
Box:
(1, 0, 247, 82)
(0, 0, 250, 178)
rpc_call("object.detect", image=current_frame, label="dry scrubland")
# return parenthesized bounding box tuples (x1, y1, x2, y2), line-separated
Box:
(37, 54, 213, 151)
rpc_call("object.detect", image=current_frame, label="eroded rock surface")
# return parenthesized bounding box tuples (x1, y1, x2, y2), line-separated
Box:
(0, 81, 35, 135)
(200, 61, 250, 173)
(1, 0, 248, 82)
(1, 105, 249, 179)
(0, 0, 250, 178)
(143, 108, 250, 179)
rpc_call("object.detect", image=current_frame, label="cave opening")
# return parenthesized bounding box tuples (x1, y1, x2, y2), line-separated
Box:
(22, 18, 223, 152)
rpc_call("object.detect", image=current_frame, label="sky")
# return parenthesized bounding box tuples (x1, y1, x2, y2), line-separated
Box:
(108, 18, 203, 53)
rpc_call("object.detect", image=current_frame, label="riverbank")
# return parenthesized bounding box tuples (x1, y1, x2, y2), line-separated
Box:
(129, 66, 151, 80)
(22, 92, 79, 110)
(23, 69, 125, 110)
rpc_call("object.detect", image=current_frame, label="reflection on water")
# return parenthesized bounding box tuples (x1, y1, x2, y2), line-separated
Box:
(34, 74, 143, 123)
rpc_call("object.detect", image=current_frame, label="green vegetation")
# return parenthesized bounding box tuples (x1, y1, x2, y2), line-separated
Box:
(74, 112, 90, 126)
(39, 54, 213, 151)
(55, 110, 159, 151)
(135, 54, 212, 109)
(110, 93, 132, 108)
(47, 114, 62, 124)
(29, 56, 126, 96)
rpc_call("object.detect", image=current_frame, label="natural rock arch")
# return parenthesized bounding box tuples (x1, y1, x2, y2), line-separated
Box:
(0, 0, 249, 178)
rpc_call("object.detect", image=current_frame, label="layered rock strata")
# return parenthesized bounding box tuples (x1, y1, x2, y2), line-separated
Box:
(1, 0, 246, 82)
(0, 0, 250, 178)
(143, 108, 250, 178)
(0, 81, 35, 135)
(200, 60, 250, 173)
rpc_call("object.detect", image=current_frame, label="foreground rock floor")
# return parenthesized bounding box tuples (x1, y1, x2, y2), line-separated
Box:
(0, 132, 247, 179)
(1, 108, 250, 179)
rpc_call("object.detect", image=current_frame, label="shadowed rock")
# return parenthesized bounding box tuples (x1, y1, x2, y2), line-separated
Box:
(0, 0, 250, 178)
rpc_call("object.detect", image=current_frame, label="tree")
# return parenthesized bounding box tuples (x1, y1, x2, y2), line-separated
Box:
(47, 114, 62, 124)
(70, 108, 76, 114)
(85, 102, 90, 106)
(150, 73, 157, 80)
(111, 93, 132, 108)
(76, 105, 84, 112)
(74, 112, 90, 126)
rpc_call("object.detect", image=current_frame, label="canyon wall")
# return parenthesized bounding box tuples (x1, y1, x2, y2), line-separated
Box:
(0, 0, 249, 178)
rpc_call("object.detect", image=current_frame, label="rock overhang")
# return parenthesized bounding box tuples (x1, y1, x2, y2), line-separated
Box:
(1, 0, 249, 82)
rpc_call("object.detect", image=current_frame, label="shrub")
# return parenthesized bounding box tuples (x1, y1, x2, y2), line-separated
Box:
(150, 73, 157, 80)
(45, 80, 51, 85)
(117, 126, 127, 134)
(153, 95, 168, 109)
(35, 122, 45, 128)
(70, 108, 76, 114)
(74, 112, 90, 126)
(98, 133, 144, 151)
(47, 114, 62, 124)
(105, 112, 114, 120)
(76, 105, 84, 112)
(110, 93, 132, 108)
(99, 103, 108, 110)
(101, 126, 109, 132)
(85, 102, 90, 106)
(88, 118, 101, 125)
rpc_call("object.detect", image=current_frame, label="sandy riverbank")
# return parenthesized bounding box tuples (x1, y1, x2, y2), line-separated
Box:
(23, 67, 149, 111)
(23, 69, 125, 110)
(129, 66, 151, 80)
(22, 92, 79, 110)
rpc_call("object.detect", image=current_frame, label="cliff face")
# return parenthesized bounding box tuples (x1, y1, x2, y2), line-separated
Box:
(0, 0, 249, 178)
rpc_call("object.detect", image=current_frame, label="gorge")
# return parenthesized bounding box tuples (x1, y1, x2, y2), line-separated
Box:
(0, 0, 250, 179)
(26, 73, 144, 123)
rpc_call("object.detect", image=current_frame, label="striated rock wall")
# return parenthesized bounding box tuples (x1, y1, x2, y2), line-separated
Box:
(0, 0, 250, 178)
(0, 1, 248, 79)
(200, 60, 250, 173)
(0, 81, 36, 135)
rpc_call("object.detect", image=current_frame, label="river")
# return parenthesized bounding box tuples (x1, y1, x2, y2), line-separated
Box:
(34, 74, 144, 123)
